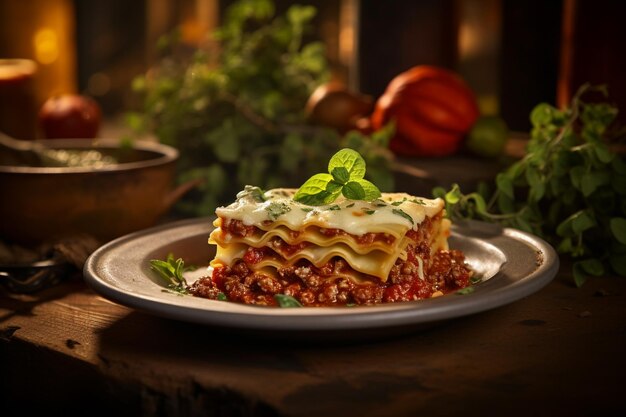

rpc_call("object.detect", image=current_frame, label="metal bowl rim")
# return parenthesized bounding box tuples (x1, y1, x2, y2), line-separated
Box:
(0, 138, 178, 174)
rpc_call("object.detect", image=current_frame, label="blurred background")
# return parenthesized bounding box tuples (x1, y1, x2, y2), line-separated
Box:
(1, 0, 624, 134)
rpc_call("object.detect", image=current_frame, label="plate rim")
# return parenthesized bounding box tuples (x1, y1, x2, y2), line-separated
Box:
(84, 217, 559, 331)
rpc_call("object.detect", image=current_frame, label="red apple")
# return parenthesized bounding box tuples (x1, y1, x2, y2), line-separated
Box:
(39, 94, 102, 139)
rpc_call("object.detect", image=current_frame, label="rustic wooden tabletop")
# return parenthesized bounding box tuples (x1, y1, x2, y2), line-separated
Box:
(1, 262, 624, 417)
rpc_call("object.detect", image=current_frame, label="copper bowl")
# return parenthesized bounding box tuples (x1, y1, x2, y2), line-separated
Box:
(0, 138, 195, 245)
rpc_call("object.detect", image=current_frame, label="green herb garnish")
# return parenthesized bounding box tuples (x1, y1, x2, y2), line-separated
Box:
(150, 253, 189, 294)
(301, 207, 314, 213)
(293, 148, 382, 205)
(266, 201, 292, 220)
(217, 292, 228, 301)
(434, 84, 626, 286)
(362, 208, 376, 215)
(392, 197, 426, 206)
(327, 205, 341, 211)
(456, 287, 475, 295)
(237, 185, 267, 202)
(392, 208, 414, 225)
(274, 294, 303, 307)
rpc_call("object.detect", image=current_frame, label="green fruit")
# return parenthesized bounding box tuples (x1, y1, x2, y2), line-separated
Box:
(466, 115, 508, 158)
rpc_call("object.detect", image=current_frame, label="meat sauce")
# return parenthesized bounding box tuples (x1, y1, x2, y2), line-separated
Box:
(189, 244, 472, 307)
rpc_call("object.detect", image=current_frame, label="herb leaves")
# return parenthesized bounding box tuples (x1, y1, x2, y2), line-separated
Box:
(150, 253, 189, 294)
(294, 148, 382, 205)
(434, 84, 626, 286)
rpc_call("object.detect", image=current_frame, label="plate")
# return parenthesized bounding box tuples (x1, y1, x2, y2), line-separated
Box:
(84, 217, 559, 333)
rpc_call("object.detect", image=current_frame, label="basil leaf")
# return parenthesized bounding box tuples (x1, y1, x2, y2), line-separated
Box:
(610, 217, 626, 244)
(296, 192, 331, 206)
(342, 181, 365, 200)
(581, 171, 610, 197)
(328, 148, 366, 180)
(496, 173, 514, 199)
(293, 173, 333, 205)
(594, 143, 614, 164)
(331, 166, 350, 184)
(579, 258, 605, 276)
(572, 211, 595, 234)
(353, 178, 382, 200)
(295, 149, 382, 205)
(274, 294, 303, 308)
(149, 254, 189, 293)
(318, 181, 342, 205)
(325, 179, 343, 195)
(572, 262, 588, 287)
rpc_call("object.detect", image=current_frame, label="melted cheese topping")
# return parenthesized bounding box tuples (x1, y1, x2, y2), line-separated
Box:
(216, 188, 444, 236)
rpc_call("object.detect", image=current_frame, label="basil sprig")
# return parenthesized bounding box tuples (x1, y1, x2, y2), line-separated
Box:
(150, 253, 189, 294)
(293, 148, 381, 205)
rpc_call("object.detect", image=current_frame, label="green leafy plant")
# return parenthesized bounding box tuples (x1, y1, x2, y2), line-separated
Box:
(150, 253, 190, 294)
(434, 84, 626, 286)
(294, 148, 381, 205)
(129, 0, 393, 216)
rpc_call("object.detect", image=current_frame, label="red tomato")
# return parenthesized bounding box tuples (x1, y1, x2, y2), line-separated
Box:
(38, 94, 101, 139)
(371, 66, 480, 157)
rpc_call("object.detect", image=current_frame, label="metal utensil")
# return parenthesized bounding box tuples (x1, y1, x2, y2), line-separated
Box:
(0, 254, 70, 293)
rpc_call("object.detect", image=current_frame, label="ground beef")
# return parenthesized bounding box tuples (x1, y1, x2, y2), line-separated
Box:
(188, 247, 473, 307)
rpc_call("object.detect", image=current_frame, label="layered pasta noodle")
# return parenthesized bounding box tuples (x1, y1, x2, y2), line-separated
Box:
(189, 187, 472, 306)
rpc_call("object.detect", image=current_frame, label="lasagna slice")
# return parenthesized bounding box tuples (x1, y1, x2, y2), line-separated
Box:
(190, 187, 472, 306)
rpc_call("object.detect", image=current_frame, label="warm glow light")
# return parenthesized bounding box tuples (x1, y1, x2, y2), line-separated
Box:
(339, 26, 355, 63)
(181, 18, 204, 43)
(458, 22, 480, 59)
(33, 28, 59, 65)
(339, 0, 359, 90)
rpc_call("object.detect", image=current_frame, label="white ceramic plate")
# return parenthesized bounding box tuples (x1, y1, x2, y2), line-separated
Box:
(84, 218, 559, 333)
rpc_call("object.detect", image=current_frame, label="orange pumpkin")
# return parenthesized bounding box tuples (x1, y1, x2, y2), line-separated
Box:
(371, 65, 480, 157)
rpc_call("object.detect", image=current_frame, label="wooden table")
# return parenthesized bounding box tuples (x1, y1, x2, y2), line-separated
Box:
(1, 262, 625, 417)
